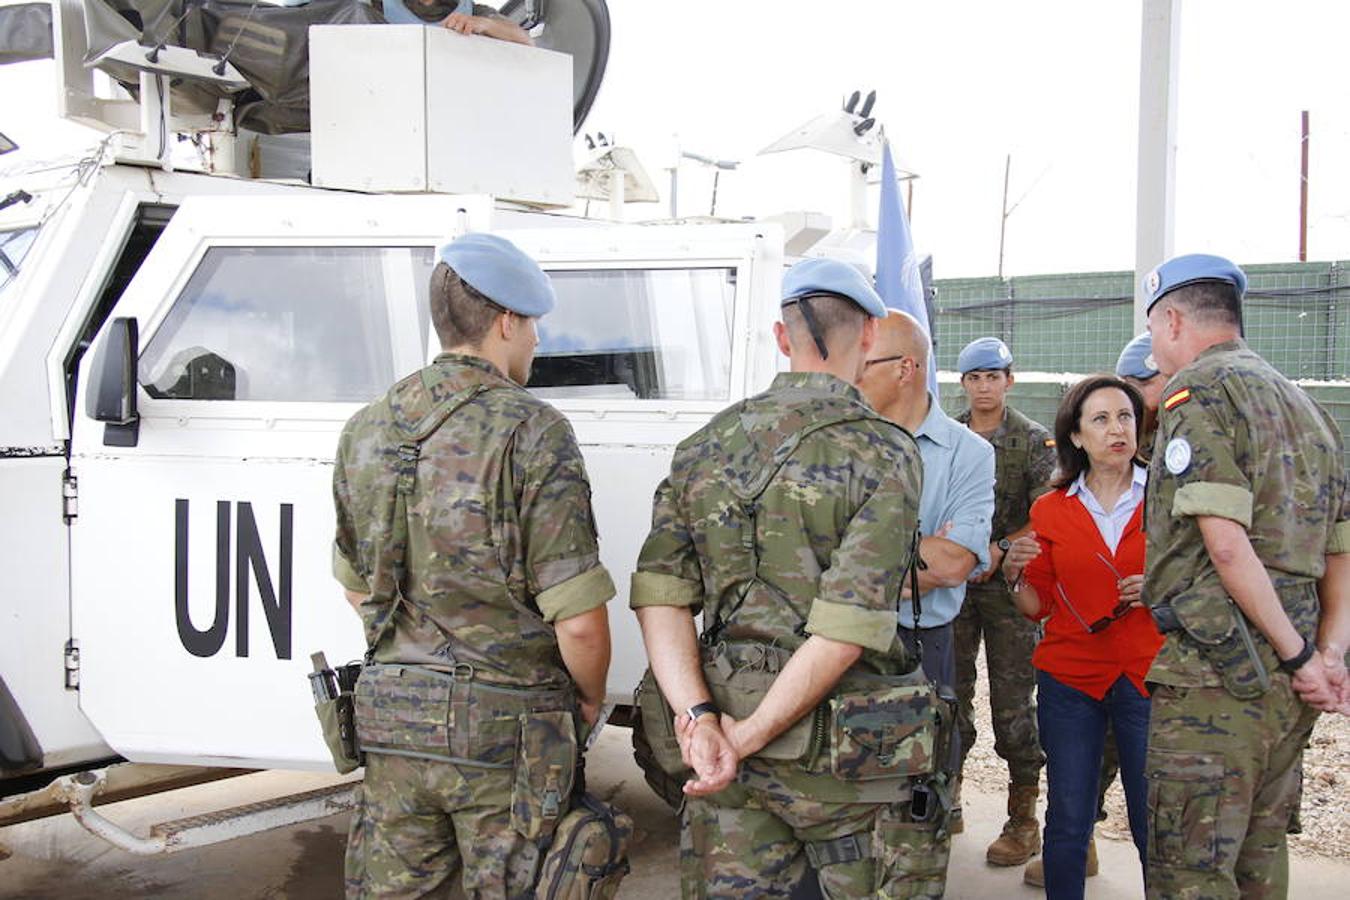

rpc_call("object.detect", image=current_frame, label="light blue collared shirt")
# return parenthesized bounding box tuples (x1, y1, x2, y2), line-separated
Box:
(1066, 464, 1147, 554)
(907, 394, 995, 628)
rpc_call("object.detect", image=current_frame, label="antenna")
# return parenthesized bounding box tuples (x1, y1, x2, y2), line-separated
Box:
(145, 7, 197, 64)
(212, 0, 263, 77)
(859, 90, 876, 118)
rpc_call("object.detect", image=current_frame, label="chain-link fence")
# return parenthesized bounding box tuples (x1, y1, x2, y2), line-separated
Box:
(932, 260, 1350, 466)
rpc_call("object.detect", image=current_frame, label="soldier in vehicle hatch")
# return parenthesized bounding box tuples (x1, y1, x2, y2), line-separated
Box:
(332, 233, 612, 898)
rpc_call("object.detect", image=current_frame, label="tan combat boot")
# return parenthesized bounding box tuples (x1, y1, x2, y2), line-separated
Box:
(986, 783, 1041, 866)
(1022, 836, 1098, 887)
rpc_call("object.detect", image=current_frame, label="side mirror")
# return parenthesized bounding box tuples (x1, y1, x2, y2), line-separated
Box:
(86, 317, 140, 447)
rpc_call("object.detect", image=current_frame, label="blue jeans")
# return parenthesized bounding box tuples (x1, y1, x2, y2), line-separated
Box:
(1037, 670, 1150, 900)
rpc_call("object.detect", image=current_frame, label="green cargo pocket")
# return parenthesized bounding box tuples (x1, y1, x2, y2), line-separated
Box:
(1146, 747, 1225, 871)
(829, 682, 940, 780)
(510, 710, 578, 841)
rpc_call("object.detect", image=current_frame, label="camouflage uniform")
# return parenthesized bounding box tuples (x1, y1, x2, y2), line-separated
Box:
(333, 353, 615, 899)
(632, 373, 943, 899)
(1143, 339, 1350, 900)
(953, 406, 1055, 786)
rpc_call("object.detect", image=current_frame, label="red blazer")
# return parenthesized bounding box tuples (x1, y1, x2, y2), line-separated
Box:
(1023, 487, 1161, 699)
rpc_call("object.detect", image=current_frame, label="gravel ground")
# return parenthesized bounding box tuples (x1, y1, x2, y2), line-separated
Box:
(961, 654, 1350, 861)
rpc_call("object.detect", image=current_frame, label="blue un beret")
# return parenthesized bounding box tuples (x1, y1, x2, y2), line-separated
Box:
(1143, 253, 1247, 314)
(957, 337, 1013, 374)
(781, 257, 887, 318)
(1116, 333, 1160, 380)
(437, 233, 556, 317)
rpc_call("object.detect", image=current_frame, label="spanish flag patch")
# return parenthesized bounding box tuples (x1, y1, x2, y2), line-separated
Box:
(1163, 388, 1192, 411)
(1044, 438, 1056, 448)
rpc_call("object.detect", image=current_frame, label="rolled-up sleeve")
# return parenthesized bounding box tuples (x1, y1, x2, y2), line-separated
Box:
(518, 417, 615, 616)
(810, 444, 924, 654)
(331, 430, 370, 593)
(1163, 384, 1253, 527)
(632, 474, 705, 611)
(940, 437, 995, 573)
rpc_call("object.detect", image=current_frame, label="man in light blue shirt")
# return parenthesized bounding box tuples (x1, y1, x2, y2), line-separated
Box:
(859, 311, 994, 692)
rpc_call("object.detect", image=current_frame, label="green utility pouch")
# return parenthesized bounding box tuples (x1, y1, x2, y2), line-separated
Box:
(1169, 589, 1269, 701)
(511, 710, 579, 842)
(632, 668, 689, 808)
(702, 641, 820, 762)
(310, 658, 363, 774)
(536, 794, 634, 899)
(828, 667, 950, 782)
(315, 692, 362, 774)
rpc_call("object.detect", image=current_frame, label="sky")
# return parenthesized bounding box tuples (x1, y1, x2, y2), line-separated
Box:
(5, 1, 1347, 282)
(579, 0, 1350, 279)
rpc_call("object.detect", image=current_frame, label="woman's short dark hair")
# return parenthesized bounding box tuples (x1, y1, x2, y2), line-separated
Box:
(1051, 374, 1145, 489)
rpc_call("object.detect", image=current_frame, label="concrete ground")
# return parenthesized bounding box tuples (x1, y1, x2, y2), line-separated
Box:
(3, 729, 1348, 898)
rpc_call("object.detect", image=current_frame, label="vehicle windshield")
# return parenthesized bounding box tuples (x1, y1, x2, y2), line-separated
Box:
(0, 226, 39, 303)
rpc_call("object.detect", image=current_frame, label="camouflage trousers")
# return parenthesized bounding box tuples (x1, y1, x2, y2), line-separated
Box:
(680, 757, 950, 899)
(345, 752, 541, 900)
(953, 581, 1045, 785)
(1145, 678, 1318, 900)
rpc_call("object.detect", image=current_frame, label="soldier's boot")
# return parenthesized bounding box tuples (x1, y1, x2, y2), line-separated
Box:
(948, 777, 964, 835)
(986, 783, 1041, 866)
(1021, 835, 1098, 888)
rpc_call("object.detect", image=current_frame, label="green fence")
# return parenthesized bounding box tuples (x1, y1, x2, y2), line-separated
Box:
(932, 260, 1350, 466)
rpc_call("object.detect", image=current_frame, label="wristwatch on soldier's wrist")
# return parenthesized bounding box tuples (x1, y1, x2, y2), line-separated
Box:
(687, 701, 720, 723)
(1277, 638, 1315, 674)
(996, 538, 1012, 573)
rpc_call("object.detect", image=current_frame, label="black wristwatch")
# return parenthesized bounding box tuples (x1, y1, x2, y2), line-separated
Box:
(687, 700, 720, 722)
(995, 537, 1012, 570)
(1277, 638, 1316, 675)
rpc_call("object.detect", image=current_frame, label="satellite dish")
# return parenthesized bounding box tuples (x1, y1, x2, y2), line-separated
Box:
(500, 0, 611, 134)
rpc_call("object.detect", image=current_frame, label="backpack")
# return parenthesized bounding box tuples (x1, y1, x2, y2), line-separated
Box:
(536, 793, 634, 899)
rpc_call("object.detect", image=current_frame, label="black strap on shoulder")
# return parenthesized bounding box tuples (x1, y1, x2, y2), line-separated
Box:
(706, 411, 912, 646)
(364, 384, 488, 663)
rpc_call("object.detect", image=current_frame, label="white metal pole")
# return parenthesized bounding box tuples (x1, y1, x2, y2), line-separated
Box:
(608, 169, 625, 221)
(1134, 0, 1180, 332)
(849, 161, 868, 230)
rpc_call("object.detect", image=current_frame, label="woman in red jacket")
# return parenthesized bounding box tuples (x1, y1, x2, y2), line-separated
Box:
(1001, 374, 1162, 900)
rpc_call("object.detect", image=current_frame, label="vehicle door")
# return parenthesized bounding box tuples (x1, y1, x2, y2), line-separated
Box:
(68, 194, 490, 769)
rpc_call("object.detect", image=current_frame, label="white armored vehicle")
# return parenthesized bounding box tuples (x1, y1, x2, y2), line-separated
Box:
(1, 0, 903, 850)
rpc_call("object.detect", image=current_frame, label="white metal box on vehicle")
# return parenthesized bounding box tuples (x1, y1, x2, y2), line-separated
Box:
(309, 25, 575, 206)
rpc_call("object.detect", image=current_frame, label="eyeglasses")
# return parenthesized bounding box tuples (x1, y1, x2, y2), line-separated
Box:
(864, 354, 909, 368)
(1053, 553, 1136, 634)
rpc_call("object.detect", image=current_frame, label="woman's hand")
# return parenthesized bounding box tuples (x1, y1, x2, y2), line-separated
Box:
(1117, 573, 1145, 608)
(1001, 533, 1040, 586)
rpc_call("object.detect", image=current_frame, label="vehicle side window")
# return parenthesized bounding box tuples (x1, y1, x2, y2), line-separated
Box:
(139, 246, 435, 402)
(529, 267, 736, 401)
(0, 226, 39, 302)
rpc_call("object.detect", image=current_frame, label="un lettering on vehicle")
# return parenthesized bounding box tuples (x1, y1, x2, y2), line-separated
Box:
(174, 498, 294, 661)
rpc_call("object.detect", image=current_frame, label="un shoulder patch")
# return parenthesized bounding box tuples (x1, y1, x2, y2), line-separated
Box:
(1165, 438, 1192, 475)
(1163, 388, 1191, 411)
